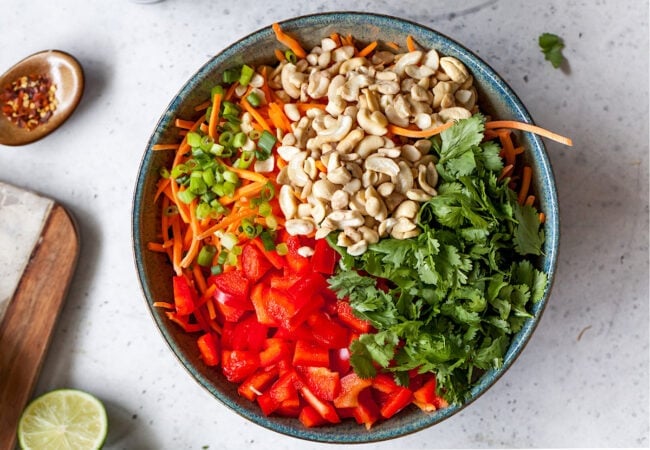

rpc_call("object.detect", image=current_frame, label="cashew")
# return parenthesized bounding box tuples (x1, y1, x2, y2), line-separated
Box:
(359, 226, 380, 245)
(393, 51, 423, 76)
(342, 178, 362, 194)
(276, 166, 291, 185)
(405, 64, 436, 80)
(439, 56, 469, 84)
(277, 145, 302, 162)
(417, 162, 438, 196)
(341, 74, 372, 102)
(287, 151, 309, 187)
(364, 155, 400, 177)
(281, 63, 305, 99)
(283, 104, 301, 122)
(297, 203, 312, 218)
(439, 106, 472, 122)
(384, 104, 410, 127)
(336, 128, 365, 153)
(406, 188, 432, 202)
(347, 239, 368, 256)
(309, 196, 327, 223)
(312, 179, 338, 200)
(410, 84, 431, 103)
(422, 49, 440, 71)
(393, 200, 419, 219)
(298, 246, 315, 258)
(365, 186, 388, 220)
(343, 227, 362, 242)
(377, 147, 401, 159)
(377, 181, 395, 197)
(394, 95, 412, 119)
(355, 134, 384, 158)
(377, 218, 396, 237)
(339, 57, 368, 74)
(345, 162, 363, 180)
(333, 45, 355, 61)
(364, 89, 380, 112)
(371, 51, 395, 65)
(315, 226, 335, 240)
(331, 189, 349, 210)
(401, 144, 422, 162)
(309, 114, 354, 148)
(279, 185, 298, 219)
(307, 70, 331, 99)
(285, 218, 315, 236)
(327, 165, 352, 185)
(321, 37, 337, 52)
(414, 112, 432, 130)
(394, 161, 414, 193)
(357, 108, 388, 136)
(325, 210, 365, 228)
(254, 156, 275, 173)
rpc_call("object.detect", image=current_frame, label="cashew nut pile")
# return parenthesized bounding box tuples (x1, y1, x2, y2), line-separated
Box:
(241, 38, 480, 256)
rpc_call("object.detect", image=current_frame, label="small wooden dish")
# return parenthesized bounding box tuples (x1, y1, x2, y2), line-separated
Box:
(0, 50, 84, 146)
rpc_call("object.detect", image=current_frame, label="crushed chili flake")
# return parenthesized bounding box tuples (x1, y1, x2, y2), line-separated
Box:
(1, 74, 57, 131)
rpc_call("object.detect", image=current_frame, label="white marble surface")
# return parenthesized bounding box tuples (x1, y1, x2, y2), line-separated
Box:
(1, 1, 648, 448)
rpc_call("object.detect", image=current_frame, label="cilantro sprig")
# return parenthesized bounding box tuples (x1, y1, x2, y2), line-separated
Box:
(327, 115, 548, 404)
(539, 32, 566, 68)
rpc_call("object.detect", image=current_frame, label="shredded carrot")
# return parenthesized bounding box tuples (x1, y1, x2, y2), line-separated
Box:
(171, 215, 183, 275)
(274, 48, 286, 62)
(386, 41, 400, 50)
(175, 119, 195, 130)
(357, 41, 378, 58)
(227, 165, 270, 183)
(224, 82, 239, 101)
(276, 156, 287, 169)
(272, 23, 306, 59)
(206, 296, 217, 321)
(539, 212, 546, 223)
(220, 181, 267, 205)
(200, 123, 209, 134)
(152, 143, 180, 151)
(406, 35, 417, 52)
(330, 32, 341, 47)
(241, 98, 272, 131)
(147, 242, 167, 253)
(259, 67, 277, 107)
(387, 121, 454, 138)
(485, 121, 573, 146)
(268, 102, 292, 133)
(498, 164, 514, 181)
(208, 91, 223, 139)
(514, 146, 525, 155)
(153, 301, 174, 310)
(498, 130, 516, 167)
(194, 100, 211, 112)
(154, 177, 171, 202)
(193, 263, 207, 294)
(196, 209, 258, 240)
(518, 166, 532, 205)
(524, 195, 536, 206)
(341, 34, 354, 47)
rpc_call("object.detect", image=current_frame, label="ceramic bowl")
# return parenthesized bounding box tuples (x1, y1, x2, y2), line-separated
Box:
(132, 12, 559, 443)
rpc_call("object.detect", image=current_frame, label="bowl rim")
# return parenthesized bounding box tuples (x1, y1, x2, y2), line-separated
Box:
(132, 11, 559, 443)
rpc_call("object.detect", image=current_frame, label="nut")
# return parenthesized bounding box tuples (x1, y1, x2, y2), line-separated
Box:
(285, 218, 315, 236)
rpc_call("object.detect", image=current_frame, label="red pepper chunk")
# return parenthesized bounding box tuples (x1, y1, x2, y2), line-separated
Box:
(221, 350, 260, 383)
(307, 311, 350, 349)
(333, 372, 373, 408)
(196, 332, 220, 366)
(336, 300, 372, 333)
(379, 387, 413, 419)
(299, 386, 340, 424)
(299, 405, 327, 428)
(311, 238, 339, 275)
(259, 338, 293, 367)
(250, 283, 278, 326)
(238, 366, 279, 401)
(282, 234, 310, 274)
(297, 366, 341, 401)
(352, 388, 380, 430)
(293, 339, 329, 367)
(230, 313, 268, 352)
(241, 243, 273, 282)
(172, 275, 197, 316)
(209, 270, 251, 309)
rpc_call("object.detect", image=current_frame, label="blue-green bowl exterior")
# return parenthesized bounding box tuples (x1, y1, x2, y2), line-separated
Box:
(133, 12, 559, 443)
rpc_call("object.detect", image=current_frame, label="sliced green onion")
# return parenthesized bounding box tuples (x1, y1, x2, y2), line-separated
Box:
(226, 251, 238, 266)
(209, 143, 226, 156)
(239, 64, 255, 87)
(164, 205, 179, 216)
(223, 181, 236, 196)
(177, 189, 196, 204)
(197, 245, 217, 267)
(219, 131, 234, 147)
(211, 85, 224, 100)
(231, 245, 243, 256)
(222, 121, 241, 133)
(265, 215, 278, 230)
(249, 129, 262, 140)
(276, 242, 288, 256)
(196, 203, 212, 220)
(259, 182, 276, 201)
(205, 106, 212, 121)
(222, 67, 241, 84)
(176, 174, 190, 185)
(232, 132, 247, 148)
(186, 131, 202, 148)
(256, 130, 276, 160)
(234, 151, 255, 169)
(246, 92, 261, 107)
(210, 265, 223, 275)
(285, 49, 297, 64)
(220, 232, 238, 250)
(259, 230, 276, 251)
(240, 218, 260, 238)
(202, 168, 216, 187)
(189, 176, 207, 195)
(159, 167, 170, 179)
(223, 170, 239, 184)
(171, 163, 189, 179)
(222, 101, 241, 118)
(258, 201, 272, 217)
(200, 135, 214, 151)
(217, 251, 228, 265)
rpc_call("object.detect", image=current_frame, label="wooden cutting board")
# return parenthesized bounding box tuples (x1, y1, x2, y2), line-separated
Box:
(0, 182, 79, 449)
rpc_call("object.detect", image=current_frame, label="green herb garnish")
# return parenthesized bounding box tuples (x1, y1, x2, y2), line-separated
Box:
(539, 32, 565, 68)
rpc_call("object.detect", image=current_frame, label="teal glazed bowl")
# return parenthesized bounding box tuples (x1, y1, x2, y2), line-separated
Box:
(132, 12, 559, 443)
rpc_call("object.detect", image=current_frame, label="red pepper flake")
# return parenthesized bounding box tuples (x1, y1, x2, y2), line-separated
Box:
(1, 74, 57, 131)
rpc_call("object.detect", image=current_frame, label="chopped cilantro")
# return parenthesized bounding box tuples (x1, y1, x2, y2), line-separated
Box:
(539, 32, 565, 68)
(327, 115, 548, 404)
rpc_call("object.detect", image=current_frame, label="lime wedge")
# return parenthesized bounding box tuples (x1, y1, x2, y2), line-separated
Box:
(17, 389, 108, 450)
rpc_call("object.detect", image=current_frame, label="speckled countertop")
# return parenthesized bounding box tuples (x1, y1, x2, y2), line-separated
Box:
(0, 1, 648, 448)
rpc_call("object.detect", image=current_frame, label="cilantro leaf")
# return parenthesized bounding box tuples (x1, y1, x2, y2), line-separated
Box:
(513, 203, 545, 255)
(539, 32, 565, 68)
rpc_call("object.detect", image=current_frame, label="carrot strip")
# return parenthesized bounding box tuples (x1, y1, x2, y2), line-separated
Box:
(268, 102, 292, 133)
(175, 119, 195, 130)
(206, 296, 217, 321)
(330, 33, 341, 47)
(386, 41, 400, 50)
(357, 41, 378, 58)
(154, 177, 171, 202)
(514, 146, 525, 155)
(274, 48, 286, 62)
(147, 242, 167, 253)
(498, 164, 514, 181)
(180, 238, 200, 268)
(152, 143, 180, 151)
(208, 91, 223, 139)
(485, 121, 573, 146)
(224, 82, 239, 101)
(220, 181, 267, 205)
(153, 301, 174, 310)
(193, 263, 207, 294)
(406, 35, 417, 52)
(498, 130, 516, 167)
(194, 100, 211, 112)
(227, 166, 270, 183)
(196, 210, 258, 240)
(272, 23, 307, 59)
(525, 195, 536, 206)
(171, 215, 183, 275)
(241, 98, 272, 131)
(539, 212, 546, 223)
(387, 121, 454, 138)
(518, 166, 532, 204)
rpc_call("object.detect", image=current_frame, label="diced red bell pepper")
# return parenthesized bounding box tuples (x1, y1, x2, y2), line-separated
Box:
(269, 273, 301, 291)
(173, 275, 197, 316)
(250, 237, 286, 270)
(352, 388, 380, 430)
(307, 311, 349, 349)
(237, 366, 279, 401)
(336, 300, 372, 333)
(291, 273, 329, 300)
(273, 323, 314, 342)
(311, 238, 339, 275)
(372, 373, 400, 394)
(265, 287, 307, 329)
(286, 294, 324, 330)
(250, 283, 278, 326)
(333, 372, 373, 408)
(257, 390, 280, 416)
(412, 377, 440, 412)
(379, 387, 413, 419)
(283, 234, 310, 274)
(197, 332, 220, 367)
(299, 405, 327, 428)
(275, 400, 302, 417)
(209, 270, 251, 309)
(221, 350, 260, 383)
(330, 347, 351, 375)
(259, 338, 293, 367)
(257, 370, 300, 415)
(299, 386, 340, 424)
(216, 300, 250, 323)
(230, 313, 268, 352)
(293, 339, 329, 368)
(296, 366, 341, 401)
(241, 243, 273, 282)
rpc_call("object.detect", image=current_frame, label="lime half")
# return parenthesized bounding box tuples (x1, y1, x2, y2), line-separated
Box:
(17, 389, 108, 450)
